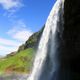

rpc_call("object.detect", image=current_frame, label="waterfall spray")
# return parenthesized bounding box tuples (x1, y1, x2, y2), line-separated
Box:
(28, 0, 64, 80)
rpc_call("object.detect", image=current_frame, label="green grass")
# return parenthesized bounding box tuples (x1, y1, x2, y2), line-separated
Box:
(0, 48, 35, 74)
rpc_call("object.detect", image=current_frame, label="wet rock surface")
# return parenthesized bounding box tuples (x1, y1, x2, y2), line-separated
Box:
(60, 0, 80, 80)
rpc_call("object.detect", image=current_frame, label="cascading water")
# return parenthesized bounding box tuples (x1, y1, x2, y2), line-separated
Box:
(28, 0, 64, 80)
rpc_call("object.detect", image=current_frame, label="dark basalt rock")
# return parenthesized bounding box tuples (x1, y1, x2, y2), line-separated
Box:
(60, 0, 80, 80)
(24, 25, 44, 49)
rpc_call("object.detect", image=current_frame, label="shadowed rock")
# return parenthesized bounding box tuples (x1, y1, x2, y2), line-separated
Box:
(59, 0, 80, 80)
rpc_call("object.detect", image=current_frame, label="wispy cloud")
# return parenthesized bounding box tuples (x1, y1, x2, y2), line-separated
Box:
(0, 45, 18, 56)
(0, 37, 22, 56)
(0, 0, 24, 17)
(0, 0, 23, 10)
(0, 37, 21, 47)
(7, 20, 33, 42)
(0, 45, 17, 52)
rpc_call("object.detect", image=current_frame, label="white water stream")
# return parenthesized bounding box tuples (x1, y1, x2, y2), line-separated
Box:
(28, 0, 64, 80)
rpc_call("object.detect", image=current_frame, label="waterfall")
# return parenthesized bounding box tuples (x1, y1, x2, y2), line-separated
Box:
(28, 0, 64, 80)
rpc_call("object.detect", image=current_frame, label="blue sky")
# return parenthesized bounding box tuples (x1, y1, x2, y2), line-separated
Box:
(0, 0, 55, 56)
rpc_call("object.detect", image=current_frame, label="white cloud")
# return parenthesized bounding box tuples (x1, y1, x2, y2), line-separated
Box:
(0, 45, 17, 52)
(0, 0, 23, 10)
(0, 37, 21, 46)
(13, 30, 32, 41)
(7, 20, 33, 42)
(0, 37, 21, 56)
(0, 45, 18, 56)
(0, 0, 24, 17)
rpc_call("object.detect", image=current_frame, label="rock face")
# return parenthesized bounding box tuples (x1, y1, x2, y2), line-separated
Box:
(17, 26, 44, 53)
(60, 0, 80, 80)
(24, 26, 44, 49)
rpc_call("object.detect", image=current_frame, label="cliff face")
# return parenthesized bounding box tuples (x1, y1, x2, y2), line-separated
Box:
(60, 0, 80, 80)
(18, 26, 44, 52)
(24, 26, 44, 49)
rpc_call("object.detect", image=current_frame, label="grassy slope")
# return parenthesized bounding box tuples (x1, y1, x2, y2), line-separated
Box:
(0, 48, 35, 74)
(0, 26, 44, 75)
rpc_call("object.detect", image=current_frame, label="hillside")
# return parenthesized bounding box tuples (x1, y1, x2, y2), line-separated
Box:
(0, 26, 44, 75)
(18, 25, 44, 52)
(0, 48, 34, 74)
